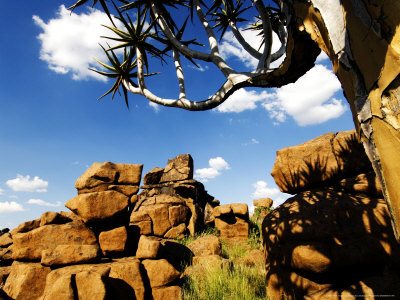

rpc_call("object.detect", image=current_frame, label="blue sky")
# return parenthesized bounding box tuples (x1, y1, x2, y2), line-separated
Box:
(0, 1, 355, 229)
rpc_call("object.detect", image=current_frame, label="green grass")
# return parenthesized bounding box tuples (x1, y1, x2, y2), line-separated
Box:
(181, 215, 267, 300)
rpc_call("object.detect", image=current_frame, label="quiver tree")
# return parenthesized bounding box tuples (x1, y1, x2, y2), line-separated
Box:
(69, 0, 400, 241)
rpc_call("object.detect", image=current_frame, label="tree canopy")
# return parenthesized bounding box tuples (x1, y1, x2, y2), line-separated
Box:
(69, 0, 320, 110)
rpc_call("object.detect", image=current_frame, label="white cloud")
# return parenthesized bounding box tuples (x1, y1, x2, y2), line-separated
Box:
(27, 199, 62, 207)
(195, 157, 230, 182)
(220, 24, 284, 69)
(242, 138, 259, 146)
(262, 64, 346, 126)
(0, 201, 24, 213)
(252, 181, 280, 199)
(316, 51, 330, 62)
(0, 188, 3, 195)
(148, 101, 161, 112)
(215, 88, 271, 113)
(6, 175, 48, 192)
(33, 5, 122, 81)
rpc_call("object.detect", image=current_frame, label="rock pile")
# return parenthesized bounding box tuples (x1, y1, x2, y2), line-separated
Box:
(0, 154, 218, 300)
(263, 130, 400, 299)
(131, 154, 216, 239)
(214, 203, 249, 241)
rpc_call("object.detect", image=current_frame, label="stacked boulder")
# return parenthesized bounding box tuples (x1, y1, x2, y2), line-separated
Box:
(66, 162, 143, 257)
(263, 130, 400, 299)
(130, 154, 216, 239)
(213, 203, 249, 241)
(0, 154, 218, 300)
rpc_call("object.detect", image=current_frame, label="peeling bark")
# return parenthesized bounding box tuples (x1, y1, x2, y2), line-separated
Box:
(293, 0, 400, 241)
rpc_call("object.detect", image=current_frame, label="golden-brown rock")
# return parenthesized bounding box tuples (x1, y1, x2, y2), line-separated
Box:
(41, 274, 74, 300)
(253, 198, 273, 208)
(0, 233, 12, 248)
(41, 244, 100, 266)
(3, 261, 51, 300)
(160, 154, 193, 183)
(75, 270, 108, 300)
(12, 221, 97, 261)
(152, 286, 182, 300)
(187, 235, 221, 257)
(65, 191, 129, 224)
(98, 226, 128, 256)
(108, 257, 146, 300)
(136, 235, 161, 259)
(262, 188, 400, 299)
(142, 259, 180, 288)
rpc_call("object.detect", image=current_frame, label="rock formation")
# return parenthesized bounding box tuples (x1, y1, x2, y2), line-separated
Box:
(263, 130, 400, 299)
(213, 203, 249, 241)
(0, 154, 217, 300)
(131, 154, 216, 239)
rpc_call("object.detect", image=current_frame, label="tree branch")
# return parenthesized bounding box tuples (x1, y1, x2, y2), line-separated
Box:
(255, 0, 273, 70)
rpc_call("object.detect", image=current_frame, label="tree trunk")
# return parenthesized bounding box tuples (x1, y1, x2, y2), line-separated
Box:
(292, 0, 400, 241)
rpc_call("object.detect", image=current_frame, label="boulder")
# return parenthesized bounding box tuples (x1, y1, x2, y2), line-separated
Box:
(143, 167, 164, 185)
(262, 188, 400, 299)
(108, 257, 146, 300)
(253, 198, 273, 208)
(39, 211, 72, 227)
(41, 244, 100, 266)
(3, 261, 51, 300)
(160, 154, 193, 183)
(215, 217, 249, 241)
(108, 185, 139, 197)
(244, 249, 265, 266)
(65, 190, 129, 224)
(0, 233, 12, 248)
(169, 205, 190, 226)
(164, 223, 187, 239)
(214, 204, 249, 241)
(0, 266, 11, 286)
(75, 270, 108, 300)
(10, 219, 40, 235)
(12, 221, 97, 261)
(98, 226, 128, 256)
(147, 204, 172, 236)
(271, 130, 372, 194)
(41, 274, 74, 300)
(231, 203, 249, 218)
(0, 245, 13, 266)
(152, 286, 182, 300)
(338, 172, 383, 196)
(136, 235, 161, 259)
(187, 235, 221, 257)
(142, 259, 181, 288)
(75, 162, 143, 193)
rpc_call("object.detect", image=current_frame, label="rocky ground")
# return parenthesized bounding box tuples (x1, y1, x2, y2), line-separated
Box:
(0, 130, 399, 299)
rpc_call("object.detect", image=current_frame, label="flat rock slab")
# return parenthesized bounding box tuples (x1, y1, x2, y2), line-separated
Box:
(271, 130, 372, 194)
(65, 190, 129, 224)
(75, 162, 143, 191)
(12, 221, 97, 261)
(41, 244, 100, 266)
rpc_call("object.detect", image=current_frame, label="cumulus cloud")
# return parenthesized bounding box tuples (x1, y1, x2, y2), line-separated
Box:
(262, 64, 346, 126)
(6, 175, 48, 192)
(219, 25, 284, 69)
(0, 201, 24, 213)
(252, 181, 280, 199)
(195, 157, 230, 182)
(215, 88, 271, 113)
(27, 199, 62, 207)
(33, 5, 122, 81)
